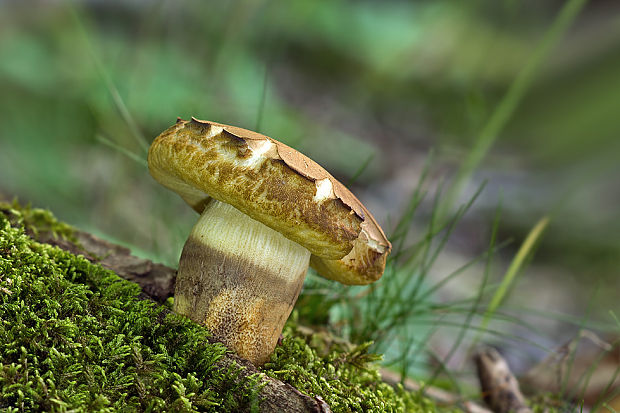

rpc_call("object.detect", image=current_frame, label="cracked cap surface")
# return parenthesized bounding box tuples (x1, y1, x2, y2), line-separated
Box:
(148, 117, 391, 284)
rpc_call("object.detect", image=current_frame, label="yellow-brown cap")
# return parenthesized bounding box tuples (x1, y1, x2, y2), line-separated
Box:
(148, 117, 391, 284)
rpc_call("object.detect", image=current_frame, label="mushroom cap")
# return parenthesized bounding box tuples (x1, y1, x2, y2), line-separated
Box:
(148, 117, 391, 285)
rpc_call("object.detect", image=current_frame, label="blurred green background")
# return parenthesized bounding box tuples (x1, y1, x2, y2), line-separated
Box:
(1, 0, 619, 400)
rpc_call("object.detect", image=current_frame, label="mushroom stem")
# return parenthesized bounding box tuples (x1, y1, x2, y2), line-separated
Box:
(174, 199, 311, 365)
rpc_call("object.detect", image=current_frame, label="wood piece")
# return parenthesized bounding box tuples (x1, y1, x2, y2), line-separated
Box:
(474, 347, 531, 413)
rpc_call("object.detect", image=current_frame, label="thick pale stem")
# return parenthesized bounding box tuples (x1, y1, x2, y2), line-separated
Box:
(174, 199, 311, 365)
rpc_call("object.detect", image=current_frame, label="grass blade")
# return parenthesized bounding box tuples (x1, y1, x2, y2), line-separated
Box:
(67, 2, 149, 153)
(479, 216, 550, 335)
(96, 134, 148, 168)
(442, 0, 589, 217)
(255, 61, 270, 133)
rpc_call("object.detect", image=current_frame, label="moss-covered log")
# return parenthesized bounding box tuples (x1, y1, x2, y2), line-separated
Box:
(0, 203, 330, 412)
(0, 202, 455, 412)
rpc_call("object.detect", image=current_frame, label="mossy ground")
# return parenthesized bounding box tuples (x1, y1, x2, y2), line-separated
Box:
(0, 202, 452, 412)
(0, 203, 261, 412)
(263, 321, 446, 412)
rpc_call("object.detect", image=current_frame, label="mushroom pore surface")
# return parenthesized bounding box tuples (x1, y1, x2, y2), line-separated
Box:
(174, 198, 311, 365)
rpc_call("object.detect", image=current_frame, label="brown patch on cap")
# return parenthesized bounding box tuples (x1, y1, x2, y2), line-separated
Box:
(148, 118, 391, 283)
(309, 235, 388, 285)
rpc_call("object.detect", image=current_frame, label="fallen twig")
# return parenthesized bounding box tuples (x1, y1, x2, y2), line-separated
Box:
(474, 346, 531, 413)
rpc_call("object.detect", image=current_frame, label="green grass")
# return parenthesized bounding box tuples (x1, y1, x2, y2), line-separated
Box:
(299, 176, 492, 384)
(476, 215, 549, 341)
(441, 0, 589, 217)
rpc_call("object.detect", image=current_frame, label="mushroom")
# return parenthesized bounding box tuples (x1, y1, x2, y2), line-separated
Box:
(148, 117, 391, 365)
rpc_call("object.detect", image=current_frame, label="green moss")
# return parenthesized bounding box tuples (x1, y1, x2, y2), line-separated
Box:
(0, 200, 76, 243)
(0, 204, 452, 412)
(528, 393, 573, 413)
(262, 316, 456, 413)
(0, 208, 257, 411)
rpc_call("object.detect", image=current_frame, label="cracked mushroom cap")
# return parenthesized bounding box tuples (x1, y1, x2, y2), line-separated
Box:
(148, 117, 391, 285)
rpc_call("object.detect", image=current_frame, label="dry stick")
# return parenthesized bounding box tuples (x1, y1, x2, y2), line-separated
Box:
(474, 347, 532, 413)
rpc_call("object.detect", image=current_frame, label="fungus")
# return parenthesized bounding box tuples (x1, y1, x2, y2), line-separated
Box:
(148, 117, 391, 365)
